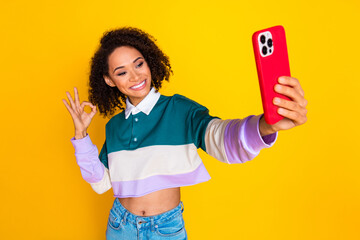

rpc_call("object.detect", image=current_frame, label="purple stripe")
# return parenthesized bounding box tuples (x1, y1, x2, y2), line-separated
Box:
(112, 162, 211, 198)
(224, 118, 253, 164)
(262, 132, 277, 144)
(70, 134, 105, 183)
(223, 115, 277, 164)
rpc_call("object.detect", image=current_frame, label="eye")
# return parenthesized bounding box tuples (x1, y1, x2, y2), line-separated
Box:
(117, 72, 126, 76)
(137, 62, 144, 68)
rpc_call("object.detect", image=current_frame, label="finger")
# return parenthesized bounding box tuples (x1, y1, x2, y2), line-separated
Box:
(66, 91, 76, 109)
(273, 97, 299, 112)
(62, 99, 76, 116)
(278, 76, 304, 97)
(80, 101, 95, 110)
(274, 84, 304, 106)
(278, 76, 305, 97)
(89, 105, 97, 119)
(274, 97, 308, 116)
(74, 87, 81, 109)
(277, 107, 307, 125)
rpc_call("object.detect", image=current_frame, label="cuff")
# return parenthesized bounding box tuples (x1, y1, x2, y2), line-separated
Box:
(244, 114, 278, 153)
(70, 133, 95, 153)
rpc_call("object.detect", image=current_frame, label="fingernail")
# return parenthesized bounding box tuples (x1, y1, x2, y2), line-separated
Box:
(279, 77, 285, 83)
(274, 97, 280, 104)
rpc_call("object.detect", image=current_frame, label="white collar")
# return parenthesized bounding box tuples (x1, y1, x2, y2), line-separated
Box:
(124, 87, 161, 119)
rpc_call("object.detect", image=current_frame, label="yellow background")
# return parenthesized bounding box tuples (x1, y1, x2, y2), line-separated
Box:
(1, 0, 359, 239)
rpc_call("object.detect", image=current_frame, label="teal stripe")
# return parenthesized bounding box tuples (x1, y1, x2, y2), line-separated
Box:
(99, 94, 219, 169)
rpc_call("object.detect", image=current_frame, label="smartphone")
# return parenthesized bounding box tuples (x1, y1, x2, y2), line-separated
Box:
(252, 25, 291, 125)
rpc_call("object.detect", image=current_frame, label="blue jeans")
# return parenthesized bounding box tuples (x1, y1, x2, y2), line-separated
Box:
(106, 198, 187, 240)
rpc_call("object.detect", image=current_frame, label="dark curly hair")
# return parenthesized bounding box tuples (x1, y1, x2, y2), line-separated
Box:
(88, 27, 173, 118)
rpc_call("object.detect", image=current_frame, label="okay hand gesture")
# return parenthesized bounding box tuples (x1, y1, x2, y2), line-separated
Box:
(62, 87, 97, 139)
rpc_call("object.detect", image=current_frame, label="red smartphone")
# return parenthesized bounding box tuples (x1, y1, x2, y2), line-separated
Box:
(252, 25, 291, 125)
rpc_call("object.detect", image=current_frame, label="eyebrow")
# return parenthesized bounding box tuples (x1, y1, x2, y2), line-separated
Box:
(113, 57, 143, 73)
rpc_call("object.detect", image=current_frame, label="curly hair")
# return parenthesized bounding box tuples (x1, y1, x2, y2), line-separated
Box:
(88, 27, 173, 118)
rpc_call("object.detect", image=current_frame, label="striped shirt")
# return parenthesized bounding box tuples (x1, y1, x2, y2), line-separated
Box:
(71, 88, 278, 198)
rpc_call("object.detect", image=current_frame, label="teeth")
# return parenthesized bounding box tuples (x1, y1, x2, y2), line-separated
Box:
(131, 80, 145, 89)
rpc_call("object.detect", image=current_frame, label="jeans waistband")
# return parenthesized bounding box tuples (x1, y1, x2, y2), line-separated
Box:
(112, 198, 184, 227)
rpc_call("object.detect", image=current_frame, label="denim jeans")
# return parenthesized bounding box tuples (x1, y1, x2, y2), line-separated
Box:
(106, 198, 187, 240)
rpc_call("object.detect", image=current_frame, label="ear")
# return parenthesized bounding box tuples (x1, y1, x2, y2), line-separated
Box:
(103, 75, 115, 87)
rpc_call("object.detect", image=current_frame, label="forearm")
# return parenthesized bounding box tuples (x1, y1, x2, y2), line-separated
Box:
(71, 134, 105, 182)
(204, 114, 278, 164)
(70, 134, 112, 194)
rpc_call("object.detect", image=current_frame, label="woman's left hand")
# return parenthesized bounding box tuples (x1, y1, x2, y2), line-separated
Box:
(260, 76, 308, 135)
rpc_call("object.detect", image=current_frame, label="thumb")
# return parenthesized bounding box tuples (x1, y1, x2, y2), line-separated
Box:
(89, 105, 97, 119)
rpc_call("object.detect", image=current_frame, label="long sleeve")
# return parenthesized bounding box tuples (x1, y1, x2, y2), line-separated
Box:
(70, 134, 112, 194)
(204, 114, 278, 164)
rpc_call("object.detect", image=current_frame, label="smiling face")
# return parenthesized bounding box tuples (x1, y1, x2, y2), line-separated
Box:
(103, 46, 152, 106)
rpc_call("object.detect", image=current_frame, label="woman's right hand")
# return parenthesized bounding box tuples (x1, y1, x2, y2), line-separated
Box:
(62, 87, 97, 139)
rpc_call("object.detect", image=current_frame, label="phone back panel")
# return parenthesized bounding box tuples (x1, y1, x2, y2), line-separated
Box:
(252, 25, 291, 124)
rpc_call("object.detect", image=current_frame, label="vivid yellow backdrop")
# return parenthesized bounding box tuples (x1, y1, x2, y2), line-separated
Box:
(1, 0, 359, 239)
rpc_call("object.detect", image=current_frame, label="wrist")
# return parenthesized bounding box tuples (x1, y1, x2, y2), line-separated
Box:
(74, 130, 87, 140)
(259, 115, 276, 136)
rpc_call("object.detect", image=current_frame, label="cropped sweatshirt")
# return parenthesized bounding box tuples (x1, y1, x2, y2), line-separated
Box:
(70, 88, 278, 198)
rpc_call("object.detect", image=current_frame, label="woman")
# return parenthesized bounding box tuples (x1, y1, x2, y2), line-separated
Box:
(62, 27, 307, 240)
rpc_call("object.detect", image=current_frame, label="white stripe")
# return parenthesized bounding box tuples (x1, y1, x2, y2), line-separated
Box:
(90, 167, 112, 194)
(108, 144, 203, 181)
(204, 119, 231, 164)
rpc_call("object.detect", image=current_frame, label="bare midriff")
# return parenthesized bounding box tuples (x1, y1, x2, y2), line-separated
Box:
(118, 187, 181, 217)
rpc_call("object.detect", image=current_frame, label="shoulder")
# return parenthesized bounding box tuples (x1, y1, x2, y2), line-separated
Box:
(169, 94, 207, 110)
(105, 111, 125, 130)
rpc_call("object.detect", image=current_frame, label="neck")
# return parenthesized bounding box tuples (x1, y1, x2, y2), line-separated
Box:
(128, 97, 142, 107)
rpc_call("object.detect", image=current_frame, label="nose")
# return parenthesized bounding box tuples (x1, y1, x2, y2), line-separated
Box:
(129, 69, 141, 82)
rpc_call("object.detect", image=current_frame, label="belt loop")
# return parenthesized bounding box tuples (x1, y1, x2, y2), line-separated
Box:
(150, 217, 155, 232)
(180, 201, 184, 213)
(123, 211, 128, 224)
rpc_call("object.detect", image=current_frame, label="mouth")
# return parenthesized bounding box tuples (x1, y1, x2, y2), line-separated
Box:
(130, 79, 146, 90)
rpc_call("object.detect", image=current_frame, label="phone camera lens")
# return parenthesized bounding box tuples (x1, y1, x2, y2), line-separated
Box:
(260, 35, 266, 44)
(262, 46, 267, 55)
(267, 38, 273, 47)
